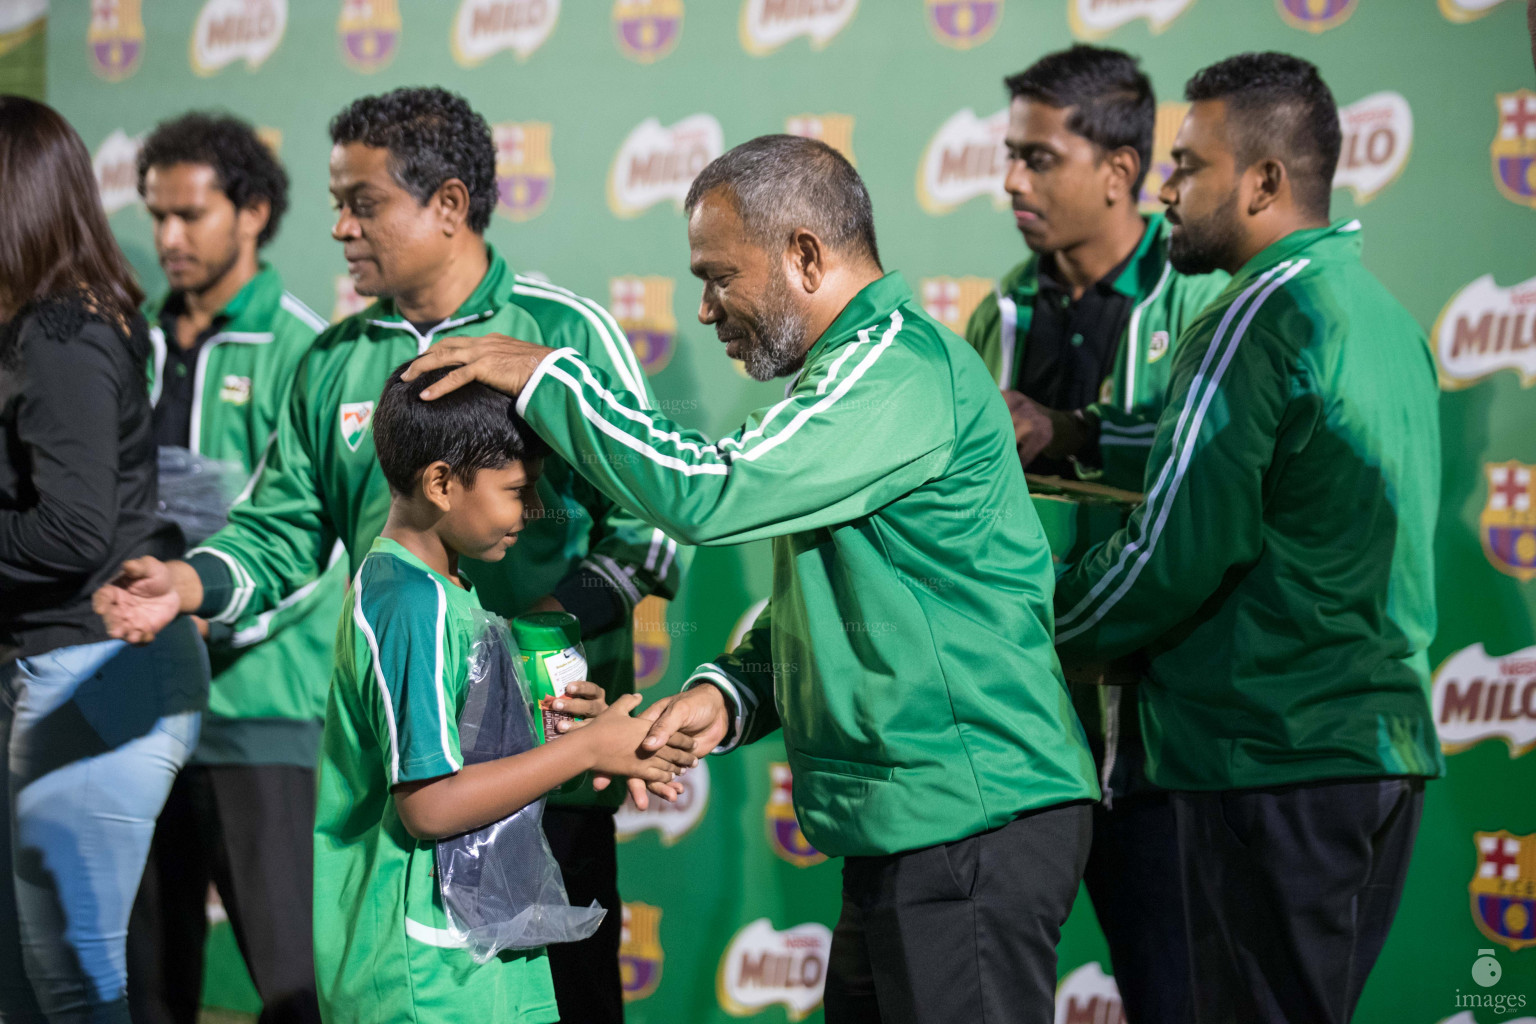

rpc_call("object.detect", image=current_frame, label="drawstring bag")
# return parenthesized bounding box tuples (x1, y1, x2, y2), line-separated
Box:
(434, 610, 606, 963)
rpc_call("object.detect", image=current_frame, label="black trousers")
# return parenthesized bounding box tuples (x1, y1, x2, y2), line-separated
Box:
(1082, 792, 1190, 1024)
(127, 763, 320, 1024)
(823, 801, 1092, 1024)
(1172, 777, 1425, 1024)
(541, 805, 624, 1024)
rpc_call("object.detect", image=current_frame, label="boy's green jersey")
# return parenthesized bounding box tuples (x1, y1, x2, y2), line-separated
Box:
(516, 271, 1099, 858)
(1053, 220, 1445, 791)
(147, 265, 344, 767)
(186, 247, 683, 805)
(315, 537, 556, 1024)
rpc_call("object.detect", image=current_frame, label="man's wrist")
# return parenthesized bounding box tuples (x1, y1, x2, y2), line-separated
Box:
(1045, 408, 1098, 459)
(683, 669, 744, 752)
(168, 560, 206, 615)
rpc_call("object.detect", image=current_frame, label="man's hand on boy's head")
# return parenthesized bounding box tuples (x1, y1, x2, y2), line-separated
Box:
(405, 334, 555, 401)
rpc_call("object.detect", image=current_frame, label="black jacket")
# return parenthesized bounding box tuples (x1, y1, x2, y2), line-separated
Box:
(0, 296, 178, 661)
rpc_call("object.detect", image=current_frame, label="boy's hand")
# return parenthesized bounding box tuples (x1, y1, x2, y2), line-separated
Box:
(551, 680, 607, 724)
(579, 695, 696, 790)
(93, 556, 197, 645)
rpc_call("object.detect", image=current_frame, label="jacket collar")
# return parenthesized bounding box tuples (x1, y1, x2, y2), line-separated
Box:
(806, 271, 913, 364)
(1231, 218, 1362, 288)
(1004, 213, 1170, 304)
(366, 244, 514, 331)
(146, 263, 286, 338)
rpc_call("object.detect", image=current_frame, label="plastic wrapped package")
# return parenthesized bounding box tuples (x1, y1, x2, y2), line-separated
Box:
(435, 610, 606, 963)
(156, 446, 250, 547)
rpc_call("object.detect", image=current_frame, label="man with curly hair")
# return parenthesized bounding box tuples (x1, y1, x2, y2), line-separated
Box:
(127, 111, 333, 1024)
(98, 88, 679, 1024)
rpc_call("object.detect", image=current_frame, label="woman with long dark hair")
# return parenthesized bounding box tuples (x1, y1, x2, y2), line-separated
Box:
(0, 96, 208, 1023)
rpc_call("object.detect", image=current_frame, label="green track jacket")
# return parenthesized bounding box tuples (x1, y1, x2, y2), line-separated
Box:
(964, 214, 1228, 491)
(1053, 220, 1444, 791)
(515, 272, 1098, 857)
(148, 266, 341, 766)
(186, 247, 683, 805)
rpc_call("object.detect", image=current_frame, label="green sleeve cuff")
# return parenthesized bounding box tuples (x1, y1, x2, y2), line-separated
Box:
(187, 551, 235, 619)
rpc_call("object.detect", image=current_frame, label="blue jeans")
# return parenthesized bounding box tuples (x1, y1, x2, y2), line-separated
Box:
(0, 619, 207, 1023)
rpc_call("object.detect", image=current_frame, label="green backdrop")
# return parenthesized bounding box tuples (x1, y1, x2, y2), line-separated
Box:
(22, 0, 1536, 1020)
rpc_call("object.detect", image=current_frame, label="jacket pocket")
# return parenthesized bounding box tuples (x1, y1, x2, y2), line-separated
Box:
(794, 750, 895, 782)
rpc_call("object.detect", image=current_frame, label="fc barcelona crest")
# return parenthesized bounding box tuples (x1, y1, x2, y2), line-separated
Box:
(614, 0, 683, 63)
(1492, 90, 1536, 209)
(1481, 461, 1536, 581)
(766, 763, 826, 867)
(785, 113, 857, 166)
(338, 0, 401, 73)
(620, 902, 665, 1002)
(920, 276, 993, 335)
(493, 122, 554, 223)
(1141, 102, 1190, 211)
(632, 594, 672, 689)
(1471, 830, 1536, 951)
(926, 0, 1001, 50)
(88, 0, 145, 81)
(610, 276, 676, 374)
(1276, 0, 1356, 32)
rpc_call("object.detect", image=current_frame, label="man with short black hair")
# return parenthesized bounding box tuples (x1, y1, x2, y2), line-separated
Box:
(406, 134, 1101, 1024)
(1053, 52, 1442, 1024)
(967, 45, 1227, 487)
(127, 111, 333, 1024)
(98, 88, 679, 1024)
(963, 49, 1226, 1023)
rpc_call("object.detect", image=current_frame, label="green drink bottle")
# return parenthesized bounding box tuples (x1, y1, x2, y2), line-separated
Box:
(511, 611, 589, 794)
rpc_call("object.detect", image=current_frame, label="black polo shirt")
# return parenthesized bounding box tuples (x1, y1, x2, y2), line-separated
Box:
(154, 294, 227, 449)
(1014, 247, 1136, 475)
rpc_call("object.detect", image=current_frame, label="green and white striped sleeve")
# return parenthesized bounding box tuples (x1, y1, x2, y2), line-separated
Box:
(515, 311, 953, 547)
(1053, 259, 1310, 664)
(684, 600, 781, 752)
(352, 555, 463, 785)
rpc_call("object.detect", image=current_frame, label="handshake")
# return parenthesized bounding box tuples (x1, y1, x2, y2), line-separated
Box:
(546, 681, 733, 809)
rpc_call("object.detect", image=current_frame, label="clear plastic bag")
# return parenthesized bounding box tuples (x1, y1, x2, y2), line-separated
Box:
(435, 610, 606, 963)
(156, 446, 249, 547)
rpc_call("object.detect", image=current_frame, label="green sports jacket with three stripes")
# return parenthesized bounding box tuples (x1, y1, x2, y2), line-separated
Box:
(186, 246, 684, 807)
(1053, 219, 1445, 791)
(514, 271, 1099, 857)
(146, 265, 343, 767)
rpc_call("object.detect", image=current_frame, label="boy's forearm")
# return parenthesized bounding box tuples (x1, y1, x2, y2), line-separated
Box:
(392, 734, 595, 840)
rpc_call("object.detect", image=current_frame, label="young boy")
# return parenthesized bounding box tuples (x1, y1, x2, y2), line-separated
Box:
(313, 364, 694, 1024)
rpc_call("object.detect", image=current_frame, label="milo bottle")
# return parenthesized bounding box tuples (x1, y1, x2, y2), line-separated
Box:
(510, 611, 589, 751)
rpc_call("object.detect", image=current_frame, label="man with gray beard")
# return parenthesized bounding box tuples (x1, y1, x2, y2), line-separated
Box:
(407, 134, 1099, 1024)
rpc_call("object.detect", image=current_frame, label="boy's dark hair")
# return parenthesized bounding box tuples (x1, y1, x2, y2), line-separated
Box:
(1005, 45, 1156, 194)
(136, 112, 289, 247)
(373, 362, 549, 495)
(329, 87, 497, 233)
(1184, 51, 1340, 220)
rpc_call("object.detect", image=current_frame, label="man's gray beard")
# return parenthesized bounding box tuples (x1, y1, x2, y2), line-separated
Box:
(741, 273, 808, 382)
